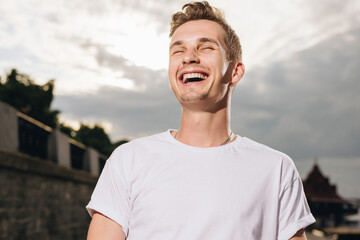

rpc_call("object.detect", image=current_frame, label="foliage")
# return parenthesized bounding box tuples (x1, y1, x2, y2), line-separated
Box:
(0, 68, 59, 128)
(75, 124, 112, 155)
(59, 123, 77, 138)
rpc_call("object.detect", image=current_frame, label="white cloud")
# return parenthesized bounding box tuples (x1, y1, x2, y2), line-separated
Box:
(0, 0, 171, 93)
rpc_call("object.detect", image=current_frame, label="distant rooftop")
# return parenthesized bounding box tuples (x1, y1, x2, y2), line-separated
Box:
(303, 163, 346, 203)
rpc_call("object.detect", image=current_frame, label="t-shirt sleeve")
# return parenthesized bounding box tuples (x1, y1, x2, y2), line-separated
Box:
(86, 147, 131, 236)
(277, 173, 316, 240)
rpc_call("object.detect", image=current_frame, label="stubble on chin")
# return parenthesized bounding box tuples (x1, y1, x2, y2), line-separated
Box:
(179, 88, 209, 102)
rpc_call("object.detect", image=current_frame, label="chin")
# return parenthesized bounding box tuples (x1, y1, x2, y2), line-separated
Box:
(179, 92, 209, 102)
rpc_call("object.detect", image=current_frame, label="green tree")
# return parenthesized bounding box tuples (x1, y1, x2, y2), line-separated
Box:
(59, 123, 77, 138)
(74, 124, 112, 155)
(0, 68, 59, 128)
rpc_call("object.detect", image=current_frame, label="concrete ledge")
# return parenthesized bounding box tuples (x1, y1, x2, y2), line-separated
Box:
(0, 148, 98, 185)
(0, 101, 18, 151)
(48, 130, 71, 167)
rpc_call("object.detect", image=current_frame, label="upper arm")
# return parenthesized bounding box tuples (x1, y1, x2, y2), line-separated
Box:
(277, 158, 315, 239)
(87, 212, 126, 240)
(86, 148, 132, 236)
(289, 229, 307, 240)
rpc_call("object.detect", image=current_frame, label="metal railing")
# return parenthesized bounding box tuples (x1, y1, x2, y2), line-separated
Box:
(7, 106, 110, 175)
(69, 139, 86, 170)
(17, 112, 51, 160)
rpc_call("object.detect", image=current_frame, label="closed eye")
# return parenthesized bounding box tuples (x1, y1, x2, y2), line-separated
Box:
(199, 44, 215, 51)
(171, 49, 185, 55)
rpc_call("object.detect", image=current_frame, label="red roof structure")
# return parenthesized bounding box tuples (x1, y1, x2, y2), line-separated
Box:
(303, 162, 358, 228)
(303, 163, 346, 203)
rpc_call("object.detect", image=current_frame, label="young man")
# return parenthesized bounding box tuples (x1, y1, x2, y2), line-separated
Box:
(86, 2, 315, 239)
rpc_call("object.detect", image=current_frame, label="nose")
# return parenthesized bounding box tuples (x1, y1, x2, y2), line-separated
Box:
(183, 49, 200, 64)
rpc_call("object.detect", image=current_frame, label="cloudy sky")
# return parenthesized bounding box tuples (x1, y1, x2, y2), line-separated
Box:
(1, 0, 359, 196)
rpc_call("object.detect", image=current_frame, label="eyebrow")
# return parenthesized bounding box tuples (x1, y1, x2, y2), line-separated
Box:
(169, 40, 184, 50)
(169, 37, 220, 50)
(198, 37, 219, 46)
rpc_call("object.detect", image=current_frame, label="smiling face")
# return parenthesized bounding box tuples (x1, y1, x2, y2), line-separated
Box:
(168, 20, 241, 109)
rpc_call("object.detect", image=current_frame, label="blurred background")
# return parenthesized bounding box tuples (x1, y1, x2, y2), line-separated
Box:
(0, 0, 359, 239)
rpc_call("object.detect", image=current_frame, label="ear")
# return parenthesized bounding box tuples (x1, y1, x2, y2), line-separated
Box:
(230, 62, 245, 85)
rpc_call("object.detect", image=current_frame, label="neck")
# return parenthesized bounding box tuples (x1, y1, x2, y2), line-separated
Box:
(175, 105, 232, 147)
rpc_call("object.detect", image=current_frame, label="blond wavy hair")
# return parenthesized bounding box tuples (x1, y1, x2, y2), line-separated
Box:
(170, 1, 242, 62)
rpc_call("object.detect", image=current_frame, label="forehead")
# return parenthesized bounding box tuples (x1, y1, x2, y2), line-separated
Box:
(170, 19, 226, 46)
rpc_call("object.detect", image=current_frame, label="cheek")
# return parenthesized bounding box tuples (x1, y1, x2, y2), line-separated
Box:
(168, 66, 177, 91)
(210, 59, 228, 76)
(168, 60, 178, 77)
(219, 58, 229, 75)
(222, 63, 228, 75)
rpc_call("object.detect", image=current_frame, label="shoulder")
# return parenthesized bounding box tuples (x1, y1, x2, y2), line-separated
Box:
(106, 131, 169, 169)
(238, 137, 299, 180)
(239, 137, 292, 162)
(114, 131, 169, 153)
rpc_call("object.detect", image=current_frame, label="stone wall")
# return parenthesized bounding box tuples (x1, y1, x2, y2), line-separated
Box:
(0, 148, 98, 240)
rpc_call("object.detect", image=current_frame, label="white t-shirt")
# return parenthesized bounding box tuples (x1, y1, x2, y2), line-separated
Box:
(86, 130, 315, 240)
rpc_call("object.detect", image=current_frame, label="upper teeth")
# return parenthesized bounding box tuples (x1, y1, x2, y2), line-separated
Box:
(183, 73, 208, 83)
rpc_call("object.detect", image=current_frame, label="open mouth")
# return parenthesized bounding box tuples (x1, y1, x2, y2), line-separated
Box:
(181, 72, 208, 83)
